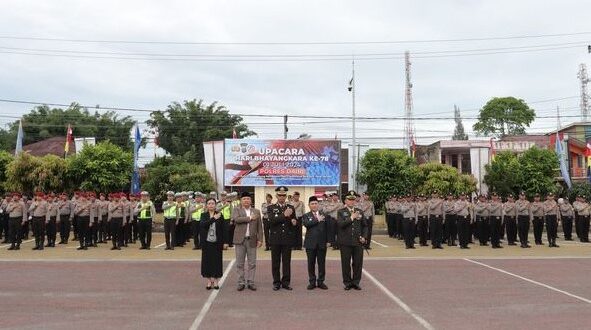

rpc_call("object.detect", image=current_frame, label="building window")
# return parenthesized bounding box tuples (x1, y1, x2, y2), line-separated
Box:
(578, 155, 583, 168)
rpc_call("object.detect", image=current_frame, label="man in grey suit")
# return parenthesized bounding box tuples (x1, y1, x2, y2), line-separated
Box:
(231, 192, 263, 291)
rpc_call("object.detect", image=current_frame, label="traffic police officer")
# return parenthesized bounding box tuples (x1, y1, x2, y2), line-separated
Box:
(268, 186, 297, 291)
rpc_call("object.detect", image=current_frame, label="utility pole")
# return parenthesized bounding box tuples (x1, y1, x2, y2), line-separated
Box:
(349, 60, 357, 192)
(578, 64, 589, 121)
(403, 51, 415, 155)
(283, 115, 288, 139)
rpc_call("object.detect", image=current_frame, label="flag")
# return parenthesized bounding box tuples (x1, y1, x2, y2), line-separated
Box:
(232, 127, 237, 139)
(489, 138, 496, 162)
(15, 120, 23, 156)
(64, 124, 73, 156)
(348, 77, 354, 92)
(555, 132, 572, 188)
(586, 143, 591, 183)
(131, 125, 141, 194)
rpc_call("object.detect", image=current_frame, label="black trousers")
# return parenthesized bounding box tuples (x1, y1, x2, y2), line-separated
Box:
(0, 213, 8, 240)
(227, 222, 235, 246)
(580, 215, 590, 242)
(131, 218, 138, 242)
(429, 215, 443, 247)
(164, 218, 176, 249)
(32, 216, 46, 248)
(417, 216, 429, 245)
(138, 219, 152, 248)
(271, 244, 292, 286)
(294, 217, 303, 249)
(8, 217, 22, 247)
(72, 215, 79, 240)
(123, 218, 131, 245)
(110, 217, 123, 248)
(263, 219, 270, 249)
(306, 247, 327, 285)
(191, 220, 200, 248)
(395, 214, 403, 239)
(98, 216, 107, 242)
(575, 214, 582, 240)
(546, 215, 558, 245)
(46, 217, 57, 246)
(457, 216, 470, 248)
(562, 216, 573, 240)
(365, 216, 374, 248)
(339, 245, 363, 287)
(77, 216, 90, 248)
(386, 213, 395, 237)
(533, 217, 544, 244)
(476, 216, 489, 245)
(88, 217, 98, 245)
(59, 215, 71, 243)
(21, 219, 29, 239)
(517, 215, 530, 245)
(489, 216, 502, 247)
(505, 217, 517, 244)
(402, 218, 415, 248)
(445, 214, 457, 245)
(175, 218, 185, 246)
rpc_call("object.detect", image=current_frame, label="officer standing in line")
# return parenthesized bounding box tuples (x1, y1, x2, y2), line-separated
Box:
(288, 191, 305, 250)
(516, 192, 531, 248)
(428, 191, 444, 249)
(543, 193, 560, 248)
(268, 186, 297, 291)
(359, 192, 375, 249)
(530, 193, 545, 245)
(325, 192, 343, 250)
(188, 192, 205, 250)
(135, 191, 155, 250)
(559, 197, 574, 241)
(401, 194, 417, 249)
(385, 195, 396, 238)
(488, 193, 503, 249)
(87, 192, 99, 247)
(174, 192, 188, 247)
(503, 194, 518, 246)
(573, 195, 590, 242)
(71, 192, 80, 241)
(98, 193, 108, 244)
(130, 193, 140, 244)
(416, 194, 429, 247)
(261, 193, 273, 251)
(162, 191, 177, 250)
(74, 192, 91, 250)
(336, 191, 368, 291)
(108, 193, 124, 250)
(0, 195, 9, 243)
(7, 193, 26, 250)
(454, 193, 472, 249)
(443, 193, 457, 246)
(29, 192, 48, 251)
(474, 194, 490, 246)
(57, 193, 72, 244)
(45, 193, 58, 248)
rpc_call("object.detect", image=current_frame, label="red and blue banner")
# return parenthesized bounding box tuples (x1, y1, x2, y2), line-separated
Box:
(224, 139, 341, 186)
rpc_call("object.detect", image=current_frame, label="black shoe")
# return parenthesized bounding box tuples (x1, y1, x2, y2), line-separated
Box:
(213, 285, 220, 290)
(436, 246, 443, 249)
(139, 246, 147, 250)
(307, 284, 316, 290)
(317, 283, 328, 290)
(192, 247, 199, 250)
(32, 246, 39, 250)
(273, 285, 281, 291)
(344, 284, 353, 291)
(247, 284, 256, 291)
(111, 247, 117, 250)
(7, 246, 14, 250)
(165, 247, 171, 250)
(352, 285, 362, 290)
(282, 285, 293, 291)
(206, 285, 212, 291)
(77, 246, 86, 250)
(508, 242, 516, 246)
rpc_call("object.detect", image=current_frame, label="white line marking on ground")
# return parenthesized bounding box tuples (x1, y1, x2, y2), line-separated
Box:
(0, 239, 34, 249)
(464, 258, 591, 304)
(154, 242, 166, 249)
(189, 259, 236, 330)
(371, 240, 388, 248)
(363, 268, 435, 330)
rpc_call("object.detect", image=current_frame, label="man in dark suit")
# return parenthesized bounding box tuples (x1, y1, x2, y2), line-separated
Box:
(303, 196, 333, 290)
(268, 186, 297, 291)
(337, 190, 368, 291)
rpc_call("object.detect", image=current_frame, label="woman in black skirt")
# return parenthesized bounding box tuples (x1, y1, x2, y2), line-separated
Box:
(200, 198, 228, 290)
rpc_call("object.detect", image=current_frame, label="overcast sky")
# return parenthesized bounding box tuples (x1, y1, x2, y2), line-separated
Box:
(1, 0, 590, 161)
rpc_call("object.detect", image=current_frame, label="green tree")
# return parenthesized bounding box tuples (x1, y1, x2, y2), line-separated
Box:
(0, 151, 13, 193)
(5, 153, 44, 194)
(0, 103, 136, 150)
(34, 155, 71, 192)
(415, 163, 477, 196)
(452, 105, 468, 140)
(147, 99, 256, 163)
(357, 149, 420, 208)
(484, 147, 558, 197)
(473, 97, 535, 137)
(567, 183, 591, 202)
(142, 156, 215, 202)
(67, 142, 133, 192)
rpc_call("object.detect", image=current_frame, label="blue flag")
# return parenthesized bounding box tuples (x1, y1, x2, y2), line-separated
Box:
(131, 125, 141, 194)
(15, 120, 23, 156)
(555, 133, 572, 189)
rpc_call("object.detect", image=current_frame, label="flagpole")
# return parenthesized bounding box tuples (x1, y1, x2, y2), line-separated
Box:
(350, 60, 357, 192)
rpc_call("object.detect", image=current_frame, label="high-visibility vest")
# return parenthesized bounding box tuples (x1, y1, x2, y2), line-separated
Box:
(191, 205, 204, 221)
(139, 201, 152, 219)
(221, 204, 231, 220)
(163, 202, 176, 219)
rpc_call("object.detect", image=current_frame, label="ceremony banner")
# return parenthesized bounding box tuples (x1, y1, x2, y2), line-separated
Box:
(224, 139, 341, 186)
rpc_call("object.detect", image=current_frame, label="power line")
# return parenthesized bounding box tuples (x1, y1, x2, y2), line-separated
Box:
(1, 31, 590, 45)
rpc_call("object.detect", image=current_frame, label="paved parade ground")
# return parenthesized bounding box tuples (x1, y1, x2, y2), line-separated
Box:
(1, 234, 591, 330)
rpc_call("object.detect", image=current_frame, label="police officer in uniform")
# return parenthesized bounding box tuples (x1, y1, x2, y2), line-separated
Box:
(268, 186, 297, 291)
(503, 194, 518, 246)
(474, 194, 489, 246)
(135, 191, 156, 250)
(443, 193, 457, 246)
(488, 193, 503, 249)
(337, 190, 368, 290)
(74, 192, 91, 250)
(530, 193, 545, 245)
(573, 195, 590, 242)
(162, 191, 177, 250)
(6, 193, 26, 250)
(416, 194, 429, 246)
(516, 192, 531, 248)
(108, 193, 124, 250)
(261, 193, 273, 251)
(29, 192, 48, 250)
(428, 191, 444, 249)
(45, 193, 58, 248)
(359, 192, 375, 249)
(559, 197, 574, 241)
(401, 194, 417, 249)
(454, 193, 472, 249)
(188, 192, 205, 250)
(385, 195, 396, 238)
(543, 193, 559, 247)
